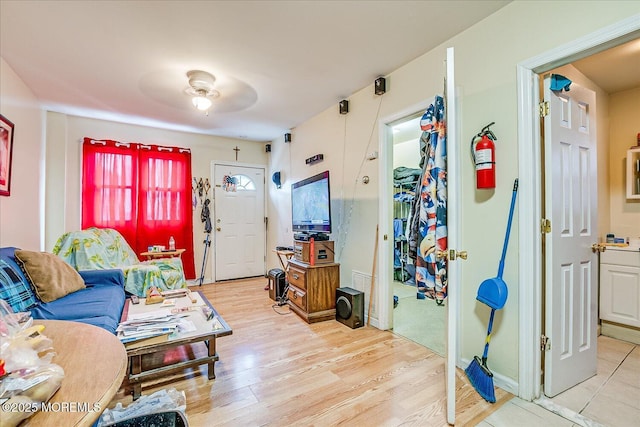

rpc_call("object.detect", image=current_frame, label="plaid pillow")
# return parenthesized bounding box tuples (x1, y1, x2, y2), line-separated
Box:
(0, 259, 38, 312)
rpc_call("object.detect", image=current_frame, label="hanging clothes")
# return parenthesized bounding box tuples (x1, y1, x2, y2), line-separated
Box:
(407, 130, 431, 261)
(415, 95, 448, 303)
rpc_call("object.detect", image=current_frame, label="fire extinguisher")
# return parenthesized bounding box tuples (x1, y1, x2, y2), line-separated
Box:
(470, 122, 497, 189)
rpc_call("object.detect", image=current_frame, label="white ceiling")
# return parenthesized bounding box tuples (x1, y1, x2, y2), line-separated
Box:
(0, 0, 511, 142)
(571, 38, 640, 94)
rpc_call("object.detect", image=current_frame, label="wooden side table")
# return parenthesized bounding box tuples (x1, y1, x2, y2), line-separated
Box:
(275, 249, 294, 271)
(140, 249, 185, 260)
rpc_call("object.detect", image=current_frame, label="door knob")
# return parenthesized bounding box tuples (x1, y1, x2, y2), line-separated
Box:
(436, 250, 468, 260)
(216, 227, 221, 232)
(449, 249, 468, 261)
(591, 243, 606, 253)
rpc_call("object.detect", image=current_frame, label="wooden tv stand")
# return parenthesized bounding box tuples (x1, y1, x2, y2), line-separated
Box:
(286, 258, 340, 323)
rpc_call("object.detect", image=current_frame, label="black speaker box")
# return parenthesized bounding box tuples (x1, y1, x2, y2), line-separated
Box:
(267, 268, 286, 301)
(336, 287, 364, 329)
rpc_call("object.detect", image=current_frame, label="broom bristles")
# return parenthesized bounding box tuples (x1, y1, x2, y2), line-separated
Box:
(465, 356, 496, 403)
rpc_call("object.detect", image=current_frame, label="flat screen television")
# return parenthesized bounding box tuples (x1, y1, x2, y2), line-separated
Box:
(291, 170, 332, 236)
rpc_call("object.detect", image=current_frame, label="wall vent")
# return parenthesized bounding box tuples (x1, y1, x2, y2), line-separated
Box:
(351, 270, 377, 319)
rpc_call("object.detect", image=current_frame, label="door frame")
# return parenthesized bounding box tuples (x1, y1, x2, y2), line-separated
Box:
(516, 15, 640, 401)
(378, 97, 440, 331)
(210, 161, 267, 282)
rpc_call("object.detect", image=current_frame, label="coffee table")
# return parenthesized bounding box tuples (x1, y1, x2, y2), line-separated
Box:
(119, 291, 232, 399)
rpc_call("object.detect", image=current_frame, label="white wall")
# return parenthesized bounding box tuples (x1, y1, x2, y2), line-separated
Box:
(609, 86, 640, 240)
(393, 140, 420, 170)
(44, 113, 267, 280)
(266, 1, 640, 386)
(0, 58, 43, 250)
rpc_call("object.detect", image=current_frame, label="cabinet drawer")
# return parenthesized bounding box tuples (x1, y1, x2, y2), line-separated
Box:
(601, 250, 640, 267)
(287, 285, 307, 311)
(288, 265, 307, 290)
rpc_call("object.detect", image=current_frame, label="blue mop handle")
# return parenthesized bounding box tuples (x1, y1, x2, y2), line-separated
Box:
(481, 308, 496, 364)
(497, 179, 519, 279)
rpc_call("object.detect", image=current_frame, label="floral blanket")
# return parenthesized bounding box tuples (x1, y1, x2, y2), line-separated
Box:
(53, 227, 186, 296)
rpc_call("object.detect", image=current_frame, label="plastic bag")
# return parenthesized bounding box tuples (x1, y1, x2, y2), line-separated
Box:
(0, 300, 64, 427)
(97, 388, 187, 426)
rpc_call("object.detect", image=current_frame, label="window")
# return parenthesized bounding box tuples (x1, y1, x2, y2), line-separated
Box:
(233, 174, 256, 191)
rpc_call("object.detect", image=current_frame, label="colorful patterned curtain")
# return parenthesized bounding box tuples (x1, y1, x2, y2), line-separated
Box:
(415, 95, 448, 304)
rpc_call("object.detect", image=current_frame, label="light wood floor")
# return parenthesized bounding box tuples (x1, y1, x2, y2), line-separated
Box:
(110, 277, 511, 426)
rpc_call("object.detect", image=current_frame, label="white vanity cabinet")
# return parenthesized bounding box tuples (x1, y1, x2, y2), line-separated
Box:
(600, 246, 640, 328)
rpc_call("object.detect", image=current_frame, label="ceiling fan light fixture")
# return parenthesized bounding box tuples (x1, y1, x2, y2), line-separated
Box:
(186, 70, 220, 112)
(192, 91, 212, 111)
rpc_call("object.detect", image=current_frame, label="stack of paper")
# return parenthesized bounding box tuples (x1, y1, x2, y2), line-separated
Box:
(117, 309, 181, 344)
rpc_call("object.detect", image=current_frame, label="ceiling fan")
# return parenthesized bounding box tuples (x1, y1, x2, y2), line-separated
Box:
(139, 68, 258, 116)
(185, 70, 220, 112)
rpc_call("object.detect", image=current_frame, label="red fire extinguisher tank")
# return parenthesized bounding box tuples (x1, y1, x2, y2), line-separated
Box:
(474, 134, 496, 189)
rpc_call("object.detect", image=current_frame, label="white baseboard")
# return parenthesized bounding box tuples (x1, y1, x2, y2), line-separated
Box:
(460, 357, 519, 397)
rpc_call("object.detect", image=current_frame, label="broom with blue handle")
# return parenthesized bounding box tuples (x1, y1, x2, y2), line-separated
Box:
(465, 179, 518, 403)
(465, 308, 497, 403)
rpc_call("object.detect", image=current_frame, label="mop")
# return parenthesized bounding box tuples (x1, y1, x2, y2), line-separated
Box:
(465, 179, 518, 403)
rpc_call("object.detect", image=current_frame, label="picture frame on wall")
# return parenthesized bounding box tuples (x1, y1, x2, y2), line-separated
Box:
(0, 114, 15, 197)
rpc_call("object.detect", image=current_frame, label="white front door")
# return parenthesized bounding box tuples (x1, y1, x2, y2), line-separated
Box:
(213, 163, 266, 281)
(543, 79, 598, 397)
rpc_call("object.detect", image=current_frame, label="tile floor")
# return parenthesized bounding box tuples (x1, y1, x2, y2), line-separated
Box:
(478, 335, 639, 427)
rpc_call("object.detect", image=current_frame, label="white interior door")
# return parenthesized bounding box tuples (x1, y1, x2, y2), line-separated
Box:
(378, 47, 459, 425)
(445, 46, 459, 426)
(543, 78, 598, 397)
(213, 163, 266, 281)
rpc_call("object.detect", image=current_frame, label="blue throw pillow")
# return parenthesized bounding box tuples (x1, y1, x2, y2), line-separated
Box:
(0, 259, 38, 312)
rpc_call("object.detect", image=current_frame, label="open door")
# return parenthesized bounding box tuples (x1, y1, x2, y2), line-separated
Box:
(543, 78, 598, 397)
(445, 46, 460, 425)
(377, 47, 459, 425)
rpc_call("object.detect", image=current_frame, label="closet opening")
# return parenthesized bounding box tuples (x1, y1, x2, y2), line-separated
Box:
(389, 113, 445, 356)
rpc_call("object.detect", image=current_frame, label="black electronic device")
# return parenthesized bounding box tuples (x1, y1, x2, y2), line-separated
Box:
(375, 77, 386, 95)
(291, 170, 332, 235)
(276, 245, 294, 251)
(336, 287, 364, 329)
(305, 154, 324, 165)
(339, 99, 349, 114)
(293, 232, 329, 242)
(267, 268, 287, 302)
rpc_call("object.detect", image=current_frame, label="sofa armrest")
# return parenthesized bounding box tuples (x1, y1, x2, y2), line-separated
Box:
(78, 269, 125, 288)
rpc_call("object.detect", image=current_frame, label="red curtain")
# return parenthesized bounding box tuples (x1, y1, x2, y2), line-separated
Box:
(81, 138, 196, 279)
(82, 140, 138, 247)
(137, 145, 195, 279)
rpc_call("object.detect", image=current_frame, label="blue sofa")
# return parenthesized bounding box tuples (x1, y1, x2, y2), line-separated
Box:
(0, 247, 126, 334)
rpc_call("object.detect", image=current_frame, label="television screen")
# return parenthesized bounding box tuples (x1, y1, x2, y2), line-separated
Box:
(291, 170, 331, 234)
